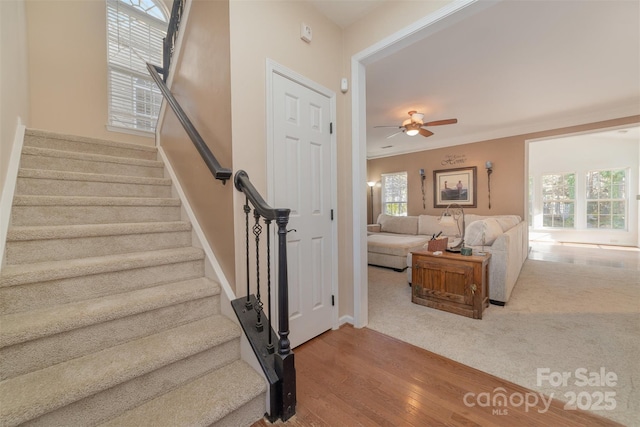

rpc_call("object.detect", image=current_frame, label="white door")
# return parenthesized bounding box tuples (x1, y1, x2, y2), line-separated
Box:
(271, 72, 334, 348)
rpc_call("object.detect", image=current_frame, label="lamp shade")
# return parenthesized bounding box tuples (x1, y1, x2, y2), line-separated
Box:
(367, 181, 376, 187)
(439, 215, 456, 225)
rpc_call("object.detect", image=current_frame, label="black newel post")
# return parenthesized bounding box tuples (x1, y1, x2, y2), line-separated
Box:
(275, 211, 296, 421)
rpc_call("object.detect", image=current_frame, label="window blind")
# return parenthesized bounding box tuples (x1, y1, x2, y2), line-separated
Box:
(107, 0, 166, 133)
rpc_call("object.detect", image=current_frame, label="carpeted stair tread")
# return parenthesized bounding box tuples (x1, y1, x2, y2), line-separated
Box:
(24, 129, 158, 160)
(17, 168, 172, 186)
(6, 221, 191, 241)
(99, 359, 266, 427)
(0, 277, 220, 348)
(0, 315, 240, 427)
(21, 145, 164, 168)
(12, 194, 181, 207)
(20, 146, 165, 178)
(4, 222, 193, 265)
(0, 247, 204, 288)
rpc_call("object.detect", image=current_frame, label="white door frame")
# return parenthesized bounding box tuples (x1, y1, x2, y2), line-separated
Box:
(266, 59, 339, 331)
(350, 0, 494, 327)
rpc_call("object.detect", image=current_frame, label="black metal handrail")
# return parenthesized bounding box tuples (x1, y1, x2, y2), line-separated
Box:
(149, 1, 296, 420)
(234, 170, 296, 421)
(146, 63, 232, 183)
(162, 0, 184, 82)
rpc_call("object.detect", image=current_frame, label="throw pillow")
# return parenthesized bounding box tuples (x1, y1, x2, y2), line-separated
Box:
(465, 218, 503, 246)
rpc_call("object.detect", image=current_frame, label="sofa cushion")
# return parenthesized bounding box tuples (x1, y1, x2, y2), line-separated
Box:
(368, 233, 429, 257)
(418, 214, 460, 237)
(378, 214, 418, 235)
(465, 218, 504, 246)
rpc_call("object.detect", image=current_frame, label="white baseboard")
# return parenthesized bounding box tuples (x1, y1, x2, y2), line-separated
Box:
(0, 120, 26, 272)
(157, 146, 236, 304)
(339, 315, 354, 327)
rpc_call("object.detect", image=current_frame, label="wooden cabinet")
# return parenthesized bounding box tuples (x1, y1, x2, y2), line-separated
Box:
(411, 250, 490, 319)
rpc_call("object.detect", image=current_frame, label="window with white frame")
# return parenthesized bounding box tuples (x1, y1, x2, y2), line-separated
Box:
(541, 173, 575, 228)
(107, 0, 167, 134)
(586, 169, 627, 229)
(381, 172, 408, 216)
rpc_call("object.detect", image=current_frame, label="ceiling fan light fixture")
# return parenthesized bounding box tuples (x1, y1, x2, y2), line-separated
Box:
(405, 123, 420, 136)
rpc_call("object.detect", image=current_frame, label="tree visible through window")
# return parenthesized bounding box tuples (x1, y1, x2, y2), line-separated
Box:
(381, 172, 407, 216)
(107, 0, 167, 133)
(542, 173, 575, 228)
(586, 169, 627, 229)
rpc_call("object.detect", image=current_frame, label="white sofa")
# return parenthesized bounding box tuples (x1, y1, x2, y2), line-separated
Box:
(368, 213, 528, 305)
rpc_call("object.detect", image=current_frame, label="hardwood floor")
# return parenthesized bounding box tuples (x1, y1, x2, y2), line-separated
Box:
(253, 325, 621, 426)
(528, 240, 640, 270)
(253, 242, 635, 426)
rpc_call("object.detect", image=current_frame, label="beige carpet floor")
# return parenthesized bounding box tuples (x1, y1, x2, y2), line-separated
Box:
(367, 259, 639, 426)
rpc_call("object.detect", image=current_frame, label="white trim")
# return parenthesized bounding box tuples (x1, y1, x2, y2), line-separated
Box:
(106, 124, 156, 139)
(350, 0, 484, 328)
(339, 315, 354, 326)
(0, 120, 26, 272)
(157, 146, 236, 303)
(266, 59, 340, 331)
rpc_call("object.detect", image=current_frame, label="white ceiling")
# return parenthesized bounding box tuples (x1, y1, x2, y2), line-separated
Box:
(312, 0, 640, 159)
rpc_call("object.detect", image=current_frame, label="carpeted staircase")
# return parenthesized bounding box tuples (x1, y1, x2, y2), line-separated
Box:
(0, 129, 266, 426)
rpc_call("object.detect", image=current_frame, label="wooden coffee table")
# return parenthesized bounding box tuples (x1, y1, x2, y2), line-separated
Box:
(411, 249, 490, 319)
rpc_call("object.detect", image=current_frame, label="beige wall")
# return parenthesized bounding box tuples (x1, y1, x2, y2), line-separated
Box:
(229, 0, 344, 298)
(368, 116, 640, 222)
(26, 0, 153, 146)
(368, 138, 525, 219)
(0, 0, 29, 188)
(159, 0, 235, 283)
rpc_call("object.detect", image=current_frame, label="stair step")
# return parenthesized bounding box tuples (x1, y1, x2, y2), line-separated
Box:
(0, 247, 204, 289)
(5, 221, 192, 264)
(20, 146, 165, 178)
(0, 277, 220, 348)
(0, 278, 221, 380)
(16, 168, 172, 198)
(0, 315, 241, 427)
(25, 339, 242, 427)
(10, 195, 181, 226)
(99, 360, 266, 427)
(24, 129, 158, 161)
(0, 256, 204, 315)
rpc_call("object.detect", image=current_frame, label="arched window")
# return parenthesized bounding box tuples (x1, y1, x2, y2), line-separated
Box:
(106, 0, 168, 134)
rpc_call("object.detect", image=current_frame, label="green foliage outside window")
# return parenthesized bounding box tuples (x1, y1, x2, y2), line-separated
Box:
(586, 169, 626, 229)
(381, 172, 407, 216)
(541, 173, 575, 228)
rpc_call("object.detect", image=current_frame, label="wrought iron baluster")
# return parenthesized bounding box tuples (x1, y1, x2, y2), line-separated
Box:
(253, 210, 263, 332)
(265, 219, 274, 353)
(244, 198, 252, 309)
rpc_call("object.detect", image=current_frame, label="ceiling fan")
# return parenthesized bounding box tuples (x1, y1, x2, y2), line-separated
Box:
(374, 110, 458, 139)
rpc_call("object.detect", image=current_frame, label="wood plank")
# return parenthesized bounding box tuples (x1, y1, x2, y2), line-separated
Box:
(253, 325, 622, 426)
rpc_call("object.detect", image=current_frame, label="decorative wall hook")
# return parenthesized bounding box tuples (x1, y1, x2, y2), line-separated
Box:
(486, 161, 493, 209)
(419, 169, 426, 209)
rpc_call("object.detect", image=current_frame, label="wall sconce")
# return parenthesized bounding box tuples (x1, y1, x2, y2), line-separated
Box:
(367, 181, 376, 224)
(486, 161, 493, 209)
(419, 169, 426, 209)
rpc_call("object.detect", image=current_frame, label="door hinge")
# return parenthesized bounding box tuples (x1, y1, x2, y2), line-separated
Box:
(331, 295, 335, 306)
(330, 209, 334, 220)
(330, 122, 333, 134)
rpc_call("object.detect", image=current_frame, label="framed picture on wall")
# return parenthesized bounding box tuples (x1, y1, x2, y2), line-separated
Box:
(433, 166, 477, 208)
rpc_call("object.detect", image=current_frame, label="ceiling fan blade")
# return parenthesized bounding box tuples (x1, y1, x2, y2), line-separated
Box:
(374, 125, 402, 129)
(419, 128, 434, 138)
(423, 118, 458, 126)
(386, 130, 404, 139)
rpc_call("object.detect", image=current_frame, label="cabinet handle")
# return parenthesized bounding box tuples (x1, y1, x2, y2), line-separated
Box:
(470, 283, 477, 295)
